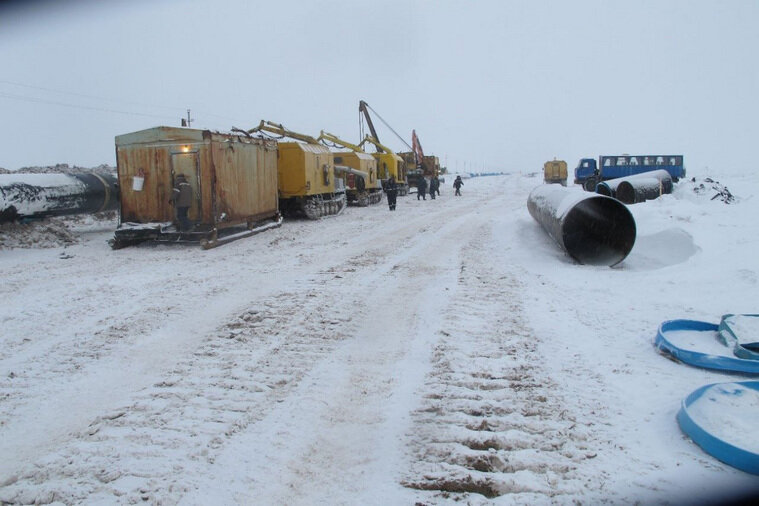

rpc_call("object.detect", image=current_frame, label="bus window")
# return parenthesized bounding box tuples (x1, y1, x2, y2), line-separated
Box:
(643, 156, 652, 165)
(656, 156, 664, 165)
(675, 156, 682, 165)
(603, 158, 612, 166)
(630, 157, 639, 165)
(669, 157, 676, 165)
(617, 157, 627, 166)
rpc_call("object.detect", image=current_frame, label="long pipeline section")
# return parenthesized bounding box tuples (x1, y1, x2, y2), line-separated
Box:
(0, 172, 119, 223)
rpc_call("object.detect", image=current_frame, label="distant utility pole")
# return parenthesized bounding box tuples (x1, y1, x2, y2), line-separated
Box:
(182, 109, 193, 127)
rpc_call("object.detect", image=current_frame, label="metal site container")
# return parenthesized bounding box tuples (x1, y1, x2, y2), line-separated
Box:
(112, 126, 279, 248)
(277, 141, 335, 198)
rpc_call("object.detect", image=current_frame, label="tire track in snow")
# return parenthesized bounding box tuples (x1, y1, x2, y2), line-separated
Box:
(0, 277, 356, 504)
(180, 208, 489, 505)
(0, 182, 513, 504)
(402, 223, 601, 504)
(0, 205, 475, 504)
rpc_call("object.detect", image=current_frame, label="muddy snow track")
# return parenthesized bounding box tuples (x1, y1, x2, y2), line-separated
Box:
(0, 182, 602, 504)
(401, 229, 600, 504)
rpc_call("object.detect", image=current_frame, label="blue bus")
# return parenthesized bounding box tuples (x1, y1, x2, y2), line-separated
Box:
(574, 155, 685, 191)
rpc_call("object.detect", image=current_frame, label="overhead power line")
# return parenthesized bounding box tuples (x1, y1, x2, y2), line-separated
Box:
(0, 79, 186, 113)
(0, 79, 251, 126)
(0, 91, 178, 121)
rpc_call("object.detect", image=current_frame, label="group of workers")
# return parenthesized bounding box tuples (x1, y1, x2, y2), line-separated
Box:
(383, 174, 464, 211)
(415, 175, 441, 201)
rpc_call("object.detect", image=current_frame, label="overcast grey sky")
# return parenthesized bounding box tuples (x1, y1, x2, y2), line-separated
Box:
(1, 0, 757, 174)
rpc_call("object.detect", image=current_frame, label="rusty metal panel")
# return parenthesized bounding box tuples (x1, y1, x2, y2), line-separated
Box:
(116, 142, 177, 224)
(209, 135, 278, 223)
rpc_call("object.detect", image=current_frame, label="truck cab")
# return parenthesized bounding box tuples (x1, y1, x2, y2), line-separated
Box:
(574, 158, 597, 186)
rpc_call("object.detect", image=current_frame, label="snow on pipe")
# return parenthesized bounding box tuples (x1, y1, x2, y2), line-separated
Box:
(616, 171, 673, 205)
(527, 185, 636, 266)
(595, 180, 619, 197)
(0, 172, 119, 223)
(595, 170, 673, 201)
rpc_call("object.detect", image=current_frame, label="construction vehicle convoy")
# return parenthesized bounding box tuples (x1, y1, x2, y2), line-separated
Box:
(4, 100, 445, 248)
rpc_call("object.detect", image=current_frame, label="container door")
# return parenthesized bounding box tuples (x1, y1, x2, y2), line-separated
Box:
(171, 152, 201, 221)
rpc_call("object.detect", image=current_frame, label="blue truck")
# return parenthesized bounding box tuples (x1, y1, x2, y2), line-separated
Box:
(574, 155, 685, 191)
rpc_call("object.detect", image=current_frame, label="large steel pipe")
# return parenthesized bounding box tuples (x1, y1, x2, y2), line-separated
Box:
(0, 172, 119, 223)
(527, 185, 636, 266)
(616, 170, 673, 204)
(595, 179, 622, 197)
(596, 169, 673, 202)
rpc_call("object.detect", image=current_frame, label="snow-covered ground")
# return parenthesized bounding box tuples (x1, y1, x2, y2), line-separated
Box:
(1, 172, 758, 505)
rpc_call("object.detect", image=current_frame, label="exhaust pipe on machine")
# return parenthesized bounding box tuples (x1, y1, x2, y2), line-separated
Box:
(527, 185, 636, 267)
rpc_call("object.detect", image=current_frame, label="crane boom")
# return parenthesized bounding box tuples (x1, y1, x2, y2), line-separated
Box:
(358, 134, 396, 155)
(358, 100, 382, 151)
(358, 100, 413, 152)
(317, 130, 365, 152)
(247, 120, 321, 145)
(411, 129, 424, 165)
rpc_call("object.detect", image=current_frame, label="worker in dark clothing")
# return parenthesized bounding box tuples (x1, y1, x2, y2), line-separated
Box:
(432, 176, 441, 197)
(170, 173, 193, 231)
(453, 175, 464, 196)
(429, 176, 439, 199)
(385, 176, 398, 211)
(417, 177, 427, 200)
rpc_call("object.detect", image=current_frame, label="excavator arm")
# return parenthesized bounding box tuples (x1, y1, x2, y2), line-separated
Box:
(317, 130, 365, 152)
(358, 134, 395, 155)
(247, 120, 321, 145)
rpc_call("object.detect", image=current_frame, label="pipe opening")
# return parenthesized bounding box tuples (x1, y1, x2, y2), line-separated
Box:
(562, 197, 636, 266)
(595, 182, 613, 197)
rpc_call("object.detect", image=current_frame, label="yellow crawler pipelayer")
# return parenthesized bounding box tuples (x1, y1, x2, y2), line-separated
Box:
(317, 130, 383, 206)
(244, 121, 346, 218)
